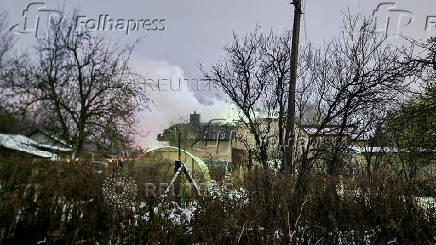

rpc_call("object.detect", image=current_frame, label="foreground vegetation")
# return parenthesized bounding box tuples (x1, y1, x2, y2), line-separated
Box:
(0, 157, 434, 244)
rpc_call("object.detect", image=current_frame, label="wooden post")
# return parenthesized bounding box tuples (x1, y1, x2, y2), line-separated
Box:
(178, 131, 181, 160)
(192, 158, 195, 179)
(175, 132, 182, 200)
(174, 160, 182, 200)
(284, 0, 303, 173)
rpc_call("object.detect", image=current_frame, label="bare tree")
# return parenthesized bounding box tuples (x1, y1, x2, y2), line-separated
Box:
(0, 10, 15, 109)
(163, 115, 201, 150)
(0, 10, 13, 71)
(202, 29, 292, 169)
(373, 37, 436, 181)
(0, 10, 16, 132)
(5, 15, 149, 158)
(294, 12, 416, 228)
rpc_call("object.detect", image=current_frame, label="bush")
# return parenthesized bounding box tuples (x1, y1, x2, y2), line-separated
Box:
(0, 157, 434, 244)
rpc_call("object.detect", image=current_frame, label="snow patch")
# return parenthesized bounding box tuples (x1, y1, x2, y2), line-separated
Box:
(0, 134, 58, 158)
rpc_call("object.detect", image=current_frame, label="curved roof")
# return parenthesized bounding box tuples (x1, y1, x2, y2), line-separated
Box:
(145, 146, 211, 181)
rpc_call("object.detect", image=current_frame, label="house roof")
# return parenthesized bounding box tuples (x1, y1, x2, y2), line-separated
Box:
(0, 134, 58, 158)
(27, 129, 72, 148)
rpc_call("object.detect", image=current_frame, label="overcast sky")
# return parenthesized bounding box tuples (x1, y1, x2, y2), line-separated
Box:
(2, 0, 435, 148)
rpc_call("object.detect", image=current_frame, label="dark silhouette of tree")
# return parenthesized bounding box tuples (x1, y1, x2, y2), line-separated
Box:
(201, 29, 293, 169)
(4, 15, 149, 158)
(294, 13, 417, 229)
(0, 10, 13, 71)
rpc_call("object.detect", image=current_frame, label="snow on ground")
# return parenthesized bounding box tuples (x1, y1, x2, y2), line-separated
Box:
(128, 182, 249, 233)
(338, 186, 436, 211)
(208, 182, 249, 207)
(415, 196, 436, 210)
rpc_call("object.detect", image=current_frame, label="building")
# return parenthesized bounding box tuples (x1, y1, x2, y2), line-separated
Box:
(157, 112, 237, 162)
(157, 112, 365, 169)
(231, 118, 309, 167)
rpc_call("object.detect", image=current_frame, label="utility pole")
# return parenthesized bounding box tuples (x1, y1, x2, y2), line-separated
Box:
(284, 0, 302, 174)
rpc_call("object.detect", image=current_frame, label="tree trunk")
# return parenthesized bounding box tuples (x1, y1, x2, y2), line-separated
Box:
(326, 168, 338, 230)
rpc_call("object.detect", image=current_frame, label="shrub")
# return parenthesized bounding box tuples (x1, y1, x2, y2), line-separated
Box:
(0, 157, 434, 244)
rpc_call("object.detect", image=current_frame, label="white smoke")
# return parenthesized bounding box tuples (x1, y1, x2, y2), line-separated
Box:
(132, 58, 233, 149)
